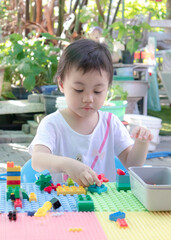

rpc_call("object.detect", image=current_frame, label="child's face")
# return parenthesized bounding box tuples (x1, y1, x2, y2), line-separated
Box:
(58, 67, 109, 118)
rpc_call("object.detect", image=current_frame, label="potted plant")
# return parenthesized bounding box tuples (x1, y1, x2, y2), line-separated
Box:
(0, 33, 60, 99)
(101, 85, 128, 121)
(112, 18, 151, 63)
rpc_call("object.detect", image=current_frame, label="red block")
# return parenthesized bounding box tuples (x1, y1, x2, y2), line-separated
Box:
(44, 186, 52, 193)
(51, 183, 61, 190)
(97, 174, 109, 183)
(117, 169, 125, 175)
(7, 180, 21, 185)
(117, 218, 128, 228)
(14, 199, 22, 209)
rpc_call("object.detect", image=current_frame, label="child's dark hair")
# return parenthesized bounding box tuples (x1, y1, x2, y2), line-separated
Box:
(57, 39, 113, 85)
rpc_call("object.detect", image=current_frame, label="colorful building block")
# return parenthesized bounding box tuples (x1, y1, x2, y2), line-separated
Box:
(97, 174, 109, 183)
(7, 166, 21, 172)
(51, 183, 61, 190)
(117, 169, 126, 175)
(7, 172, 20, 176)
(35, 169, 52, 181)
(14, 198, 22, 208)
(56, 185, 86, 195)
(7, 162, 14, 168)
(20, 188, 29, 200)
(29, 192, 37, 202)
(116, 170, 130, 191)
(7, 180, 21, 185)
(6, 162, 21, 193)
(7, 176, 21, 180)
(8, 211, 17, 221)
(109, 211, 126, 221)
(77, 195, 94, 212)
(10, 193, 15, 201)
(116, 218, 128, 228)
(35, 174, 52, 191)
(50, 197, 61, 209)
(27, 211, 35, 216)
(44, 186, 53, 193)
(34, 201, 52, 217)
(69, 228, 83, 232)
(88, 184, 107, 194)
(67, 178, 75, 186)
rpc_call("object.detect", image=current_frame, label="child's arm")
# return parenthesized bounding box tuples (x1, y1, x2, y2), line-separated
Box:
(32, 145, 101, 187)
(118, 126, 153, 169)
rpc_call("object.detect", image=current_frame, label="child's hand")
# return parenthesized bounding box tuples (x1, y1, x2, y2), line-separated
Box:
(65, 159, 101, 187)
(131, 126, 153, 141)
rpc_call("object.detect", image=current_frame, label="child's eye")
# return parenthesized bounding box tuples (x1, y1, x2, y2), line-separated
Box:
(94, 91, 102, 94)
(74, 89, 83, 93)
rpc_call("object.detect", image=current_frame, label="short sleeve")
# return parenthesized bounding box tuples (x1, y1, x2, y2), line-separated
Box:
(113, 116, 134, 156)
(28, 117, 58, 155)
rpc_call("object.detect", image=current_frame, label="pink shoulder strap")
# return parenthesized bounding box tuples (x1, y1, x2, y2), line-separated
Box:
(91, 112, 112, 169)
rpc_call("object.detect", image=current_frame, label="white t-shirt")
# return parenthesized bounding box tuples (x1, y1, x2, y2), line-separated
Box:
(28, 110, 134, 183)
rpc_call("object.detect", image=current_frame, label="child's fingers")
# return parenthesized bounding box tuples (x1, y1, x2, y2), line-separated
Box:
(131, 126, 153, 141)
(131, 126, 141, 138)
(75, 178, 85, 186)
(91, 171, 101, 186)
(80, 175, 92, 187)
(137, 128, 147, 139)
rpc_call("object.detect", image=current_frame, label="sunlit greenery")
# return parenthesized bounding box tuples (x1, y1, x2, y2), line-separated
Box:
(148, 106, 171, 136)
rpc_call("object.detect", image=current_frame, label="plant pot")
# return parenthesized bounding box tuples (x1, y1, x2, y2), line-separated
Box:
(11, 84, 31, 99)
(40, 85, 58, 95)
(43, 91, 64, 115)
(122, 50, 134, 64)
(100, 100, 128, 121)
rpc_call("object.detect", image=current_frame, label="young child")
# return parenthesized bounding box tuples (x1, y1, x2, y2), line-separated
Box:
(28, 39, 153, 187)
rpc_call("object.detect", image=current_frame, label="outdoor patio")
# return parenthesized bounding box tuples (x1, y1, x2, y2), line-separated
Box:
(0, 1, 171, 239)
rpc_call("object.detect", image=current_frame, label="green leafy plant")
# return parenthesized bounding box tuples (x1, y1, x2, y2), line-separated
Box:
(0, 33, 60, 91)
(104, 85, 128, 106)
(112, 21, 151, 54)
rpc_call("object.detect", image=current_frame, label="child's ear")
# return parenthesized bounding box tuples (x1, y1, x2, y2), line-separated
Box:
(57, 78, 64, 93)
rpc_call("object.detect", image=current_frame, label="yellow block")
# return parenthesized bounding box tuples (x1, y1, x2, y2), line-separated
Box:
(56, 185, 86, 195)
(69, 228, 82, 232)
(29, 192, 37, 202)
(34, 201, 52, 217)
(7, 166, 21, 172)
(7, 176, 21, 180)
(95, 212, 171, 240)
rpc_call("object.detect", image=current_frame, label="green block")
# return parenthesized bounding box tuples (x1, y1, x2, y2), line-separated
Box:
(7, 185, 20, 189)
(67, 178, 74, 186)
(35, 174, 51, 191)
(87, 183, 146, 212)
(20, 188, 29, 200)
(116, 182, 131, 191)
(77, 195, 94, 212)
(14, 186, 20, 199)
(116, 174, 130, 184)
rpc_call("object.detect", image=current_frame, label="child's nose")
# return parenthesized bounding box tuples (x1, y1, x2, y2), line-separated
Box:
(82, 93, 93, 103)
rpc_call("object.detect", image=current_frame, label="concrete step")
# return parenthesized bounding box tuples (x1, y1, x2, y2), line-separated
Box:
(27, 120, 39, 136)
(0, 99, 45, 115)
(0, 130, 34, 143)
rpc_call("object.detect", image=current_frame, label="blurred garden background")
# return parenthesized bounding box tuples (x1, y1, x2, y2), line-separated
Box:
(0, 0, 171, 139)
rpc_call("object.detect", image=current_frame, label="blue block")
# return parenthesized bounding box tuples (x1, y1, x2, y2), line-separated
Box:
(7, 172, 21, 176)
(109, 211, 125, 221)
(88, 184, 107, 194)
